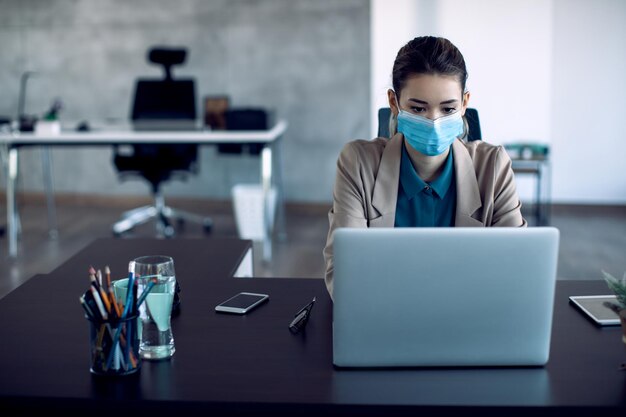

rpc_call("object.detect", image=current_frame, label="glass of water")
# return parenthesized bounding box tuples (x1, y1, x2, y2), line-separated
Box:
(130, 255, 176, 360)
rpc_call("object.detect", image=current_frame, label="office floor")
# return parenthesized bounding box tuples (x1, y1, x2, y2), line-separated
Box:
(0, 198, 624, 300)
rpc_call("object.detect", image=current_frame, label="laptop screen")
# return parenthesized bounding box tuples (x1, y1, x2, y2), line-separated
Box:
(332, 227, 559, 368)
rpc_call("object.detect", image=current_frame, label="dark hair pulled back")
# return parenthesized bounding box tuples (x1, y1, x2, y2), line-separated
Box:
(392, 36, 468, 97)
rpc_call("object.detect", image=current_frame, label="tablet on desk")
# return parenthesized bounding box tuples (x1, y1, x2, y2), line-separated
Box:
(569, 295, 621, 326)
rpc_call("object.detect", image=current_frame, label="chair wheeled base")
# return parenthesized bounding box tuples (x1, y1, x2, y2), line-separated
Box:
(113, 190, 212, 238)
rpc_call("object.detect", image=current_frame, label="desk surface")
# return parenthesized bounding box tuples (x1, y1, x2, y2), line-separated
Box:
(1, 238, 625, 416)
(0, 119, 287, 145)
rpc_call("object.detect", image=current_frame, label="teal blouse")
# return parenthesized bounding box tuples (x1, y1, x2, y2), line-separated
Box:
(394, 144, 457, 227)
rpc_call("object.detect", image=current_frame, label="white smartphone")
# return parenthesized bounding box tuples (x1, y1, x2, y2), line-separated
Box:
(569, 295, 621, 326)
(215, 292, 269, 314)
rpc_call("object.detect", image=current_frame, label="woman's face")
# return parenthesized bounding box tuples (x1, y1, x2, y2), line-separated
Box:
(388, 74, 470, 121)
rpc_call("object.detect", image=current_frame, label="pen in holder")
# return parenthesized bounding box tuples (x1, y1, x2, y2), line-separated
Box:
(81, 265, 142, 376)
(86, 313, 141, 376)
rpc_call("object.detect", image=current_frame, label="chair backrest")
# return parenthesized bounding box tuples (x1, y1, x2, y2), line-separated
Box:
(377, 107, 482, 142)
(377, 107, 392, 138)
(132, 47, 197, 124)
(465, 108, 481, 142)
(132, 80, 196, 121)
(114, 47, 198, 189)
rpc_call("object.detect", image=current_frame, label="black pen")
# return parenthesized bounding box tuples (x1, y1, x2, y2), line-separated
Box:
(289, 297, 316, 334)
(290, 309, 308, 327)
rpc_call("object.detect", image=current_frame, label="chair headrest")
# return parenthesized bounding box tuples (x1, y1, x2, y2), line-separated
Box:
(148, 48, 187, 67)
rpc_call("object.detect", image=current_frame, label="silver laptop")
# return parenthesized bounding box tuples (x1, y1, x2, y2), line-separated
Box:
(332, 227, 559, 368)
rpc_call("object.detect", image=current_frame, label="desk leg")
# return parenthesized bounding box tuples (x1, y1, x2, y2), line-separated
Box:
(7, 148, 18, 258)
(274, 134, 287, 242)
(41, 146, 58, 239)
(536, 165, 542, 225)
(261, 145, 273, 262)
(545, 162, 552, 225)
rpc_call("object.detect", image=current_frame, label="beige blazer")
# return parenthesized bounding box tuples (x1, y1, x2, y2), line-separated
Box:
(323, 133, 527, 297)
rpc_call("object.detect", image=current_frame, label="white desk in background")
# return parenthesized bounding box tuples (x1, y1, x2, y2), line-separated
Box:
(0, 120, 288, 260)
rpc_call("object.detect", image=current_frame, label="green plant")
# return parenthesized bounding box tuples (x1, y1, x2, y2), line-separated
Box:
(43, 98, 63, 121)
(602, 270, 626, 314)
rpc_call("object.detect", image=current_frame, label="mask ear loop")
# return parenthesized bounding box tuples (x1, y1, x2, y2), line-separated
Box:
(459, 89, 470, 142)
(392, 90, 402, 114)
(387, 90, 400, 138)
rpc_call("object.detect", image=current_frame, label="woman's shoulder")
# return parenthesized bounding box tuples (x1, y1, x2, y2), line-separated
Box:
(456, 140, 514, 177)
(458, 139, 509, 163)
(338, 137, 390, 166)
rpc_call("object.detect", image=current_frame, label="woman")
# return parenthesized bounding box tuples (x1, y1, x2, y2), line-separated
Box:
(323, 36, 526, 297)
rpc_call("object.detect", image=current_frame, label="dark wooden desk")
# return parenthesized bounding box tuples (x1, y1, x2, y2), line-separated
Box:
(1, 238, 625, 416)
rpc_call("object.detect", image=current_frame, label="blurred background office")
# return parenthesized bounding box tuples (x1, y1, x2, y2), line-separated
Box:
(0, 0, 369, 201)
(0, 0, 624, 296)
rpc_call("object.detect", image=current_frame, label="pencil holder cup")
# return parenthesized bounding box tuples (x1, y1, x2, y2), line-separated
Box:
(87, 314, 141, 376)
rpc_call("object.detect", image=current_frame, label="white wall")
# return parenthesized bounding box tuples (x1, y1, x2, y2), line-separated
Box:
(551, 0, 626, 203)
(371, 0, 626, 204)
(370, 0, 424, 136)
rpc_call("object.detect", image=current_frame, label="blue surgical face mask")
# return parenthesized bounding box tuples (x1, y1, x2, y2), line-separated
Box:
(397, 109, 464, 156)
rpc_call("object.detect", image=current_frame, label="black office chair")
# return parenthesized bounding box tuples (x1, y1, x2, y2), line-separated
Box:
(464, 108, 482, 142)
(377, 107, 482, 142)
(377, 107, 392, 138)
(112, 47, 212, 237)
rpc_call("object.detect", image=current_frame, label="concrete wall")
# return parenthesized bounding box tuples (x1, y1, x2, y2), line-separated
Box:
(0, 0, 370, 203)
(370, 0, 626, 205)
